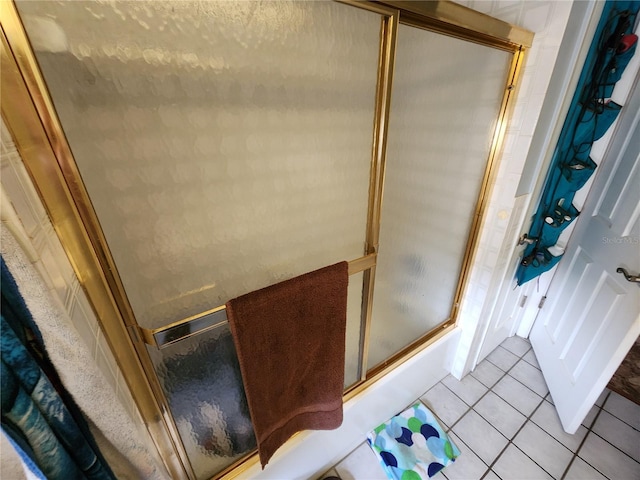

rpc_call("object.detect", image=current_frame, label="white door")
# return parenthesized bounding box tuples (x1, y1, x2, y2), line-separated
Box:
(530, 80, 640, 434)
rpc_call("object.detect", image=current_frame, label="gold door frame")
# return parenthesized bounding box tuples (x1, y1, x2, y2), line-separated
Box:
(0, 1, 531, 478)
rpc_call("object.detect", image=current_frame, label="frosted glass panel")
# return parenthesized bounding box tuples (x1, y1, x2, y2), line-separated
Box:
(345, 272, 364, 388)
(148, 327, 254, 480)
(17, 0, 379, 329)
(147, 269, 362, 478)
(368, 25, 512, 368)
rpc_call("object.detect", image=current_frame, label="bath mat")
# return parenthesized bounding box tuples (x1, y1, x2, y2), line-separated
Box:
(367, 402, 460, 479)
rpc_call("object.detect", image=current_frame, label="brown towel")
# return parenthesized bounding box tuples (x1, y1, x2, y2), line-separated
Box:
(226, 262, 348, 468)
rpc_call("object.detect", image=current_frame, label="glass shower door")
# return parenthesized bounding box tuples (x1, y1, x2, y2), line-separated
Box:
(15, 1, 382, 477)
(368, 23, 514, 369)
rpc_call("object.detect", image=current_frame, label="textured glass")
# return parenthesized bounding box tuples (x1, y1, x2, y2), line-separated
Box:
(368, 25, 512, 369)
(147, 327, 254, 480)
(17, 1, 380, 477)
(17, 0, 379, 329)
(345, 272, 364, 388)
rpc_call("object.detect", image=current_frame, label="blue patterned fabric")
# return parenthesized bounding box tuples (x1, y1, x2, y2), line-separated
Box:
(367, 402, 460, 480)
(2, 419, 47, 479)
(1, 257, 116, 480)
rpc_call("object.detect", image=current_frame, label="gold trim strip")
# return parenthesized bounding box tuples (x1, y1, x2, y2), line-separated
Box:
(337, 0, 399, 16)
(140, 253, 378, 349)
(148, 306, 228, 349)
(448, 46, 526, 324)
(220, 4, 401, 479)
(378, 0, 533, 49)
(358, 9, 399, 381)
(0, 0, 140, 346)
(348, 252, 378, 275)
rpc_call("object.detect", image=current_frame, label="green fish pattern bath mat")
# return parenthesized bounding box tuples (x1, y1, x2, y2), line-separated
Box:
(367, 402, 460, 479)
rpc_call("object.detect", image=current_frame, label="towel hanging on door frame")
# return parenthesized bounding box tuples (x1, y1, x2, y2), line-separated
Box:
(226, 261, 348, 467)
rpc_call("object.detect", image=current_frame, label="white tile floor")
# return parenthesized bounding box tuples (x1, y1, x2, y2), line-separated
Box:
(323, 337, 640, 480)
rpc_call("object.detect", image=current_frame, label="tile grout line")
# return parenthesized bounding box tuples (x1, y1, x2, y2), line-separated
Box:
(478, 342, 582, 480)
(449, 341, 584, 480)
(587, 428, 640, 467)
(485, 344, 595, 480)
(584, 391, 610, 431)
(560, 390, 610, 480)
(491, 371, 639, 480)
(436, 349, 521, 478)
(445, 345, 524, 431)
(329, 339, 639, 480)
(444, 340, 638, 480)
(449, 342, 537, 479)
(479, 343, 537, 478)
(331, 341, 535, 480)
(598, 396, 640, 433)
(413, 346, 527, 480)
(331, 355, 519, 480)
(562, 390, 640, 479)
(482, 388, 550, 478)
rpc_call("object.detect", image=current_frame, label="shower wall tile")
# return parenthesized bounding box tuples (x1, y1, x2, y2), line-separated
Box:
(0, 120, 146, 445)
(96, 332, 119, 393)
(518, 2, 553, 34)
(69, 289, 99, 356)
(531, 47, 563, 96)
(0, 150, 48, 236)
(505, 136, 534, 175)
(520, 93, 547, 137)
(36, 224, 77, 304)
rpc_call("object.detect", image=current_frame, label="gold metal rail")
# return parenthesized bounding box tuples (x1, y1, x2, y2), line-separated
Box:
(138, 253, 378, 349)
(379, 0, 533, 50)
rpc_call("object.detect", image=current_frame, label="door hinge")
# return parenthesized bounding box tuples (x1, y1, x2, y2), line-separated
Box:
(538, 296, 547, 309)
(520, 295, 528, 308)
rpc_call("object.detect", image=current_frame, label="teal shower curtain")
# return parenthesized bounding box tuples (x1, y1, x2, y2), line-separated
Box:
(1, 257, 116, 480)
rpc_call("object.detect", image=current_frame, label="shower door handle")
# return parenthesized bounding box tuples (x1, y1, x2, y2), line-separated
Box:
(616, 267, 640, 283)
